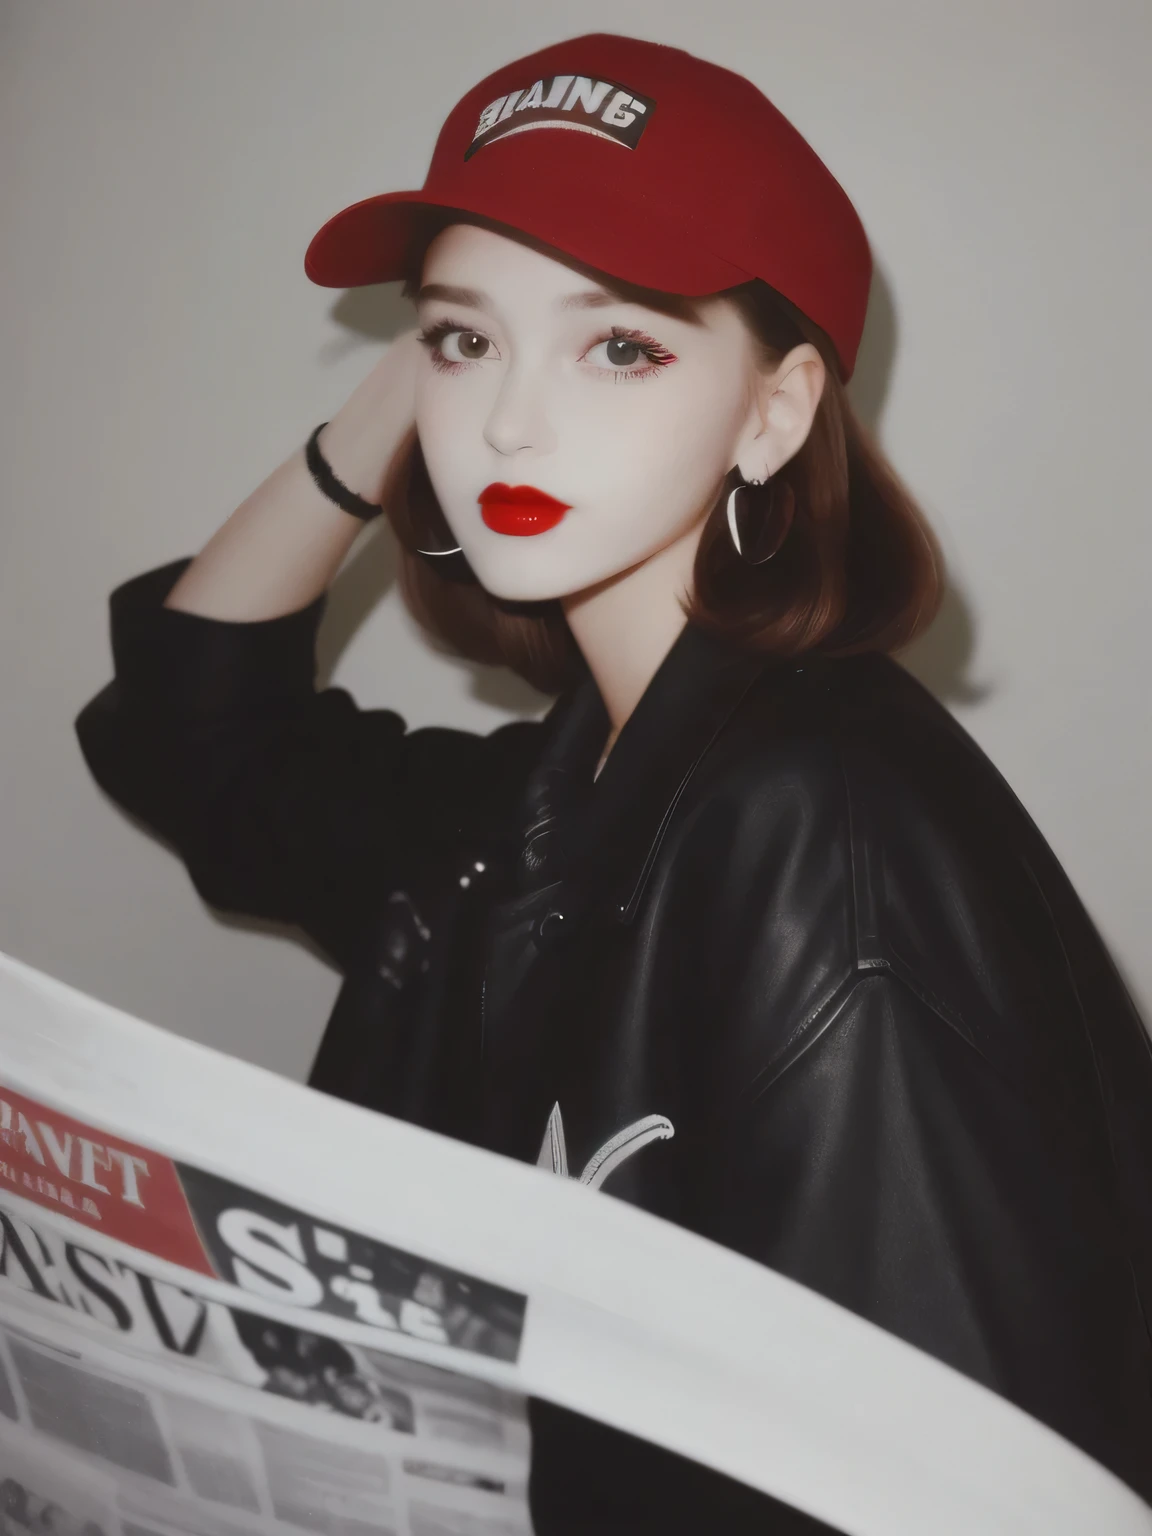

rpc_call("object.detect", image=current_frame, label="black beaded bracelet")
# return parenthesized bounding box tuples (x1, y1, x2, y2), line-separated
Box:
(304, 422, 384, 521)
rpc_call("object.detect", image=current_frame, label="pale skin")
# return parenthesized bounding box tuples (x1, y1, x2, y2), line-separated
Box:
(165, 224, 825, 773)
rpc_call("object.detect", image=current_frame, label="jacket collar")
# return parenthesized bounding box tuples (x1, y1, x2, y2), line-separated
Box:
(513, 619, 775, 925)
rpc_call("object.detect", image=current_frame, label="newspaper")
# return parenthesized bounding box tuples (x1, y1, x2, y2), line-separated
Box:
(0, 950, 1149, 1536)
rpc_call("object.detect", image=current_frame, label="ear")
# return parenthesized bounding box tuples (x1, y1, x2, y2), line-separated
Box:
(734, 342, 826, 482)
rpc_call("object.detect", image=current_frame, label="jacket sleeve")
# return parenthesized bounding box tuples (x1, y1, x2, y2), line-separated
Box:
(75, 559, 544, 970)
(684, 750, 1152, 1500)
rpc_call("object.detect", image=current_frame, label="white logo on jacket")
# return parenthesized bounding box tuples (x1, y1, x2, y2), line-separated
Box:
(536, 1102, 674, 1190)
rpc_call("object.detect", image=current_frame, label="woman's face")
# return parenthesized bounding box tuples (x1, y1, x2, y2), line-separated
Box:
(413, 223, 765, 603)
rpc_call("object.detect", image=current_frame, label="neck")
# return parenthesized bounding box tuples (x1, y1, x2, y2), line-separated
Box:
(561, 520, 703, 755)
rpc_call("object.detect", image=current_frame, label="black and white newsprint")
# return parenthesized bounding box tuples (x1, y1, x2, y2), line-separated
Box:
(0, 950, 1148, 1536)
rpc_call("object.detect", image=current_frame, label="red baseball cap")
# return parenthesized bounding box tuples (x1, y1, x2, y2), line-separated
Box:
(305, 33, 872, 379)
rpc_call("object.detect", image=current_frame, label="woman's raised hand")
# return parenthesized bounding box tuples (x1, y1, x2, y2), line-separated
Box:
(164, 331, 425, 623)
(317, 329, 423, 508)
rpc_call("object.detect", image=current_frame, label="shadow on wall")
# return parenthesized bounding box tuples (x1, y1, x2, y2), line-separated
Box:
(318, 267, 984, 712)
(849, 264, 984, 707)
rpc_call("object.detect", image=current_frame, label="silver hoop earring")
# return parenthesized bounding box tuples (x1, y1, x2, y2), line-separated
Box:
(408, 441, 474, 580)
(726, 472, 794, 566)
(415, 538, 463, 557)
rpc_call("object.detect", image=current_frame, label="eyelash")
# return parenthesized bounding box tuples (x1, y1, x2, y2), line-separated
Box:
(416, 319, 677, 382)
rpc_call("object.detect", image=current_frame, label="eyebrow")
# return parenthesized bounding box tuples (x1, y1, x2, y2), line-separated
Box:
(415, 282, 704, 323)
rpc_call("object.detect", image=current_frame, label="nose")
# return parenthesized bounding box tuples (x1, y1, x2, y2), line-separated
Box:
(482, 361, 556, 458)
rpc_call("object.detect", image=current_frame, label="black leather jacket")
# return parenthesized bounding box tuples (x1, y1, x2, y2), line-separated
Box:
(76, 558, 1152, 1528)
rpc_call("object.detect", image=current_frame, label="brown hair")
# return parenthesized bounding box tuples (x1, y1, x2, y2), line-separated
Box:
(387, 210, 943, 695)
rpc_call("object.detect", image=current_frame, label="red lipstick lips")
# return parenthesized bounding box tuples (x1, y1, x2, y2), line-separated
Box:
(478, 483, 571, 536)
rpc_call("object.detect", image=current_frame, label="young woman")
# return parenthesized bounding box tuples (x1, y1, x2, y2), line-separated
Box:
(76, 31, 1152, 1533)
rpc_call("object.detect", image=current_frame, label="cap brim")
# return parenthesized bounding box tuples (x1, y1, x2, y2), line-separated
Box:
(305, 190, 429, 287)
(304, 187, 753, 296)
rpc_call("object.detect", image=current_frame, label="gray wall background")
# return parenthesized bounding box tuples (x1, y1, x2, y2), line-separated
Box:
(1, 0, 1148, 1079)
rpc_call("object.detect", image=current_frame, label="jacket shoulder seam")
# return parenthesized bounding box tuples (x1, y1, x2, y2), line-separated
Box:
(741, 957, 996, 1108)
(834, 733, 983, 1052)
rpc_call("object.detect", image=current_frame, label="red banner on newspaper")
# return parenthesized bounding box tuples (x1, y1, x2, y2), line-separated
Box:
(0, 1080, 212, 1275)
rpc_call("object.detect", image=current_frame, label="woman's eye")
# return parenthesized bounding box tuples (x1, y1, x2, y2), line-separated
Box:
(587, 336, 646, 369)
(607, 337, 645, 367)
(417, 324, 496, 369)
(583, 330, 676, 378)
(442, 330, 491, 362)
